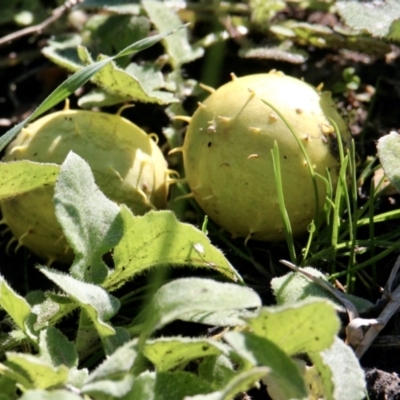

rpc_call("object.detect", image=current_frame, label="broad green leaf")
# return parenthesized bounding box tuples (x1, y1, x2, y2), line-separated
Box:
(102, 326, 131, 356)
(0, 26, 186, 152)
(142, 1, 204, 68)
(5, 352, 69, 390)
(309, 337, 366, 400)
(0, 375, 17, 400)
(0, 162, 59, 200)
(139, 278, 260, 340)
(246, 299, 340, 356)
(224, 332, 307, 399)
(186, 367, 271, 400)
(78, 49, 178, 105)
(85, 339, 139, 383)
(0, 276, 31, 333)
(39, 267, 119, 338)
(54, 152, 123, 283)
(39, 327, 78, 369)
(103, 207, 242, 291)
(337, 0, 400, 41)
(19, 390, 83, 400)
(143, 337, 230, 372)
(75, 311, 101, 361)
(83, 14, 151, 63)
(122, 371, 213, 400)
(32, 294, 76, 331)
(249, 0, 286, 24)
(178, 308, 258, 328)
(198, 355, 236, 390)
(82, 374, 134, 398)
(77, 89, 130, 108)
(271, 267, 373, 313)
(377, 131, 400, 194)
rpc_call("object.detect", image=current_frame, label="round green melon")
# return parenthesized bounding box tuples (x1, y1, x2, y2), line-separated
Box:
(181, 71, 351, 241)
(1, 109, 170, 263)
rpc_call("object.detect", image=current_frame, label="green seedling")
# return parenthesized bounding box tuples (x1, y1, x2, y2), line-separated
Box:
(1, 106, 173, 263)
(174, 71, 351, 242)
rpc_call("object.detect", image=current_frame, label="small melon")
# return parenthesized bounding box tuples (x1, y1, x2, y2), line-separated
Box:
(1, 108, 171, 263)
(180, 71, 351, 241)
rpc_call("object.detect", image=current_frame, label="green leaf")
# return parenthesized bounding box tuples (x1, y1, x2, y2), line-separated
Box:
(122, 370, 213, 400)
(54, 152, 124, 283)
(39, 267, 119, 338)
(271, 267, 373, 313)
(143, 337, 230, 372)
(337, 0, 400, 41)
(178, 309, 258, 328)
(377, 131, 400, 194)
(224, 331, 307, 399)
(4, 352, 69, 390)
(39, 327, 78, 369)
(82, 374, 134, 398)
(85, 339, 139, 383)
(0, 25, 186, 152)
(78, 48, 178, 105)
(186, 367, 271, 400)
(246, 300, 340, 355)
(309, 337, 366, 400)
(139, 278, 260, 340)
(198, 355, 236, 390)
(0, 375, 18, 400)
(83, 14, 151, 63)
(0, 276, 31, 333)
(142, 1, 204, 68)
(0, 162, 59, 200)
(19, 390, 83, 400)
(103, 207, 242, 291)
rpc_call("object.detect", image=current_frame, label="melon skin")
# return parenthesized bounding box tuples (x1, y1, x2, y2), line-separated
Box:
(182, 71, 351, 241)
(1, 109, 170, 263)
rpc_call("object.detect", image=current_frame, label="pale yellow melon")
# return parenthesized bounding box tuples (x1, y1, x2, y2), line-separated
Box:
(181, 71, 351, 241)
(1, 109, 171, 263)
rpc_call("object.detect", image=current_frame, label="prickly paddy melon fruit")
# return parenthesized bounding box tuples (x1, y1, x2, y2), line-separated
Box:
(181, 71, 351, 241)
(1, 109, 170, 263)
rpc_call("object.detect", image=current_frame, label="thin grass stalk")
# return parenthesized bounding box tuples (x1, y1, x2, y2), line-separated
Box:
(271, 141, 296, 263)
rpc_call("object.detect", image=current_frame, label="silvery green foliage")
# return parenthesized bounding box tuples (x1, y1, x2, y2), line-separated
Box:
(337, 0, 400, 41)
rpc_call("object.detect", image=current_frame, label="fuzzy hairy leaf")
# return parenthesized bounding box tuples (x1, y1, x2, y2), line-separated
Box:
(377, 131, 400, 194)
(103, 207, 242, 291)
(0, 276, 31, 334)
(77, 48, 178, 105)
(186, 367, 271, 400)
(224, 332, 307, 399)
(0, 162, 59, 200)
(143, 337, 230, 372)
(309, 337, 366, 400)
(246, 299, 340, 355)
(122, 370, 213, 399)
(139, 278, 260, 339)
(142, 1, 203, 68)
(39, 267, 119, 338)
(337, 0, 400, 41)
(198, 355, 236, 391)
(4, 353, 69, 390)
(39, 327, 78, 369)
(85, 339, 139, 383)
(271, 267, 373, 313)
(54, 152, 124, 283)
(19, 390, 82, 400)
